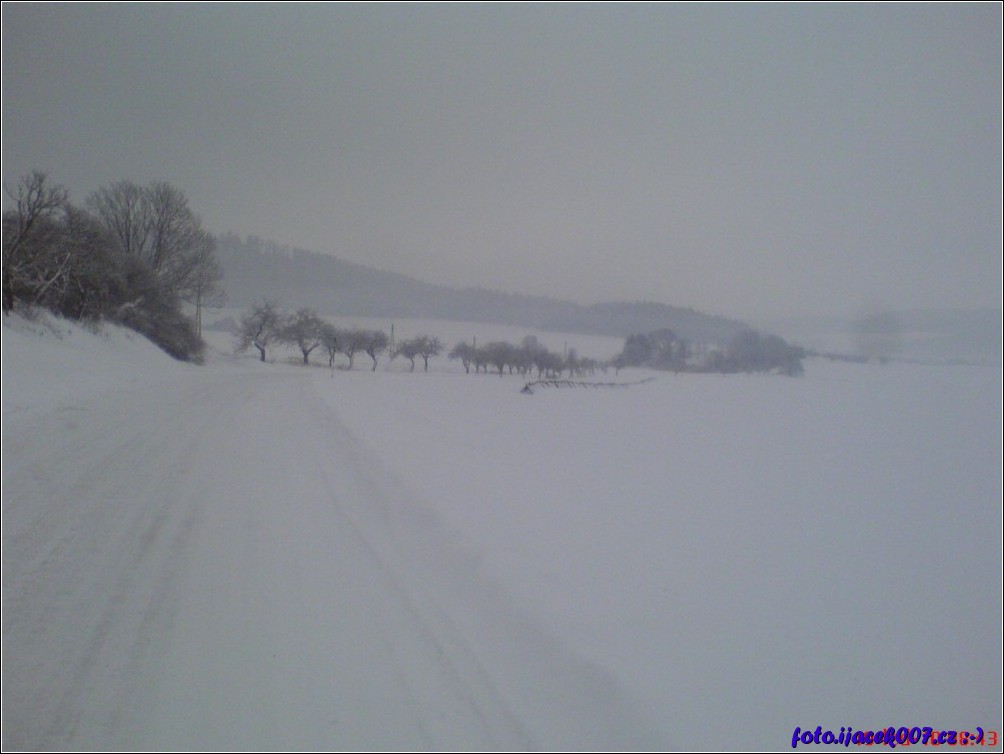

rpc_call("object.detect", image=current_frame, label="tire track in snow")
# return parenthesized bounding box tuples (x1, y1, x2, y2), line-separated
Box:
(130, 372, 535, 750)
(302, 374, 667, 751)
(289, 379, 536, 750)
(2, 373, 260, 750)
(4, 365, 664, 750)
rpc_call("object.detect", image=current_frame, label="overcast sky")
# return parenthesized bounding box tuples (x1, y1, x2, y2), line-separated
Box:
(2, 3, 1001, 321)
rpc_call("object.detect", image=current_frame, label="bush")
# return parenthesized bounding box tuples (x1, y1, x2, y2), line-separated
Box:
(113, 258, 204, 362)
(3, 172, 210, 363)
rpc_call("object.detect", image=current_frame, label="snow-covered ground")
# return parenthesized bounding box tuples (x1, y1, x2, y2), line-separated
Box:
(3, 313, 1001, 750)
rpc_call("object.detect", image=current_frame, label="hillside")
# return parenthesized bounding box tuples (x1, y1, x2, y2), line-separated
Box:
(215, 234, 749, 343)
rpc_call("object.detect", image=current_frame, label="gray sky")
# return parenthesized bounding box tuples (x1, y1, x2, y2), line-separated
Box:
(2, 3, 1001, 321)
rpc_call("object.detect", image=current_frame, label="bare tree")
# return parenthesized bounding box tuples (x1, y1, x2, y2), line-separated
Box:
(2, 171, 69, 312)
(337, 327, 369, 370)
(185, 244, 224, 338)
(86, 181, 150, 257)
(394, 337, 422, 372)
(472, 346, 490, 374)
(363, 329, 389, 371)
(2, 171, 205, 361)
(320, 323, 340, 368)
(236, 300, 283, 362)
(564, 347, 580, 377)
(51, 205, 118, 319)
(87, 180, 215, 301)
(449, 341, 475, 373)
(145, 181, 215, 299)
(416, 335, 443, 372)
(483, 341, 515, 376)
(280, 307, 324, 365)
(511, 346, 533, 376)
(533, 349, 563, 379)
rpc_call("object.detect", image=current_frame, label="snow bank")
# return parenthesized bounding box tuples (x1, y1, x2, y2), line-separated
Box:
(2, 312, 194, 417)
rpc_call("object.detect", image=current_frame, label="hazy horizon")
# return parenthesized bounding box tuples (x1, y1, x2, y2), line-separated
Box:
(3, 3, 1001, 322)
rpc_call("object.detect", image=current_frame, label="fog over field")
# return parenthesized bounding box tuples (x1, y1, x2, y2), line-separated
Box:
(3, 4, 1000, 322)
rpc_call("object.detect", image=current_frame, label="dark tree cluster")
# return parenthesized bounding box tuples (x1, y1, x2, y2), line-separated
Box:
(614, 327, 805, 376)
(449, 335, 600, 378)
(710, 329, 805, 376)
(2, 171, 220, 361)
(613, 329, 690, 372)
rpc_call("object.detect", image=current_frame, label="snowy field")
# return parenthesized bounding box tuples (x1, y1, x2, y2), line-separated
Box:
(2, 313, 1001, 750)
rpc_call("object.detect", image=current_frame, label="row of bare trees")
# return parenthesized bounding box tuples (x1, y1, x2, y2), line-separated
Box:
(448, 335, 601, 378)
(234, 303, 612, 378)
(235, 300, 443, 372)
(2, 171, 221, 360)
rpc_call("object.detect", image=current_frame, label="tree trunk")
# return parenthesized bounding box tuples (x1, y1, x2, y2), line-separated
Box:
(255, 343, 266, 362)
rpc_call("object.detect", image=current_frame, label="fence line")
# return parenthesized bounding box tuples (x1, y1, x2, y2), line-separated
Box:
(520, 376, 656, 394)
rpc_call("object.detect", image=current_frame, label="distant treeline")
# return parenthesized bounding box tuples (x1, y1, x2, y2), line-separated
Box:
(234, 301, 605, 376)
(613, 328, 805, 376)
(216, 234, 750, 343)
(236, 301, 803, 378)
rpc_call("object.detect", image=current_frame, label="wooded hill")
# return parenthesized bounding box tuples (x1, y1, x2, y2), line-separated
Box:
(216, 234, 749, 344)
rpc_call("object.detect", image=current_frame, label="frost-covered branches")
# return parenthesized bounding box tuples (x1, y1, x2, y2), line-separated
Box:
(2, 171, 69, 313)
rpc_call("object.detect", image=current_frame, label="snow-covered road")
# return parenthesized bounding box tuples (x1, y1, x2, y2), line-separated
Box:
(2, 363, 659, 750)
